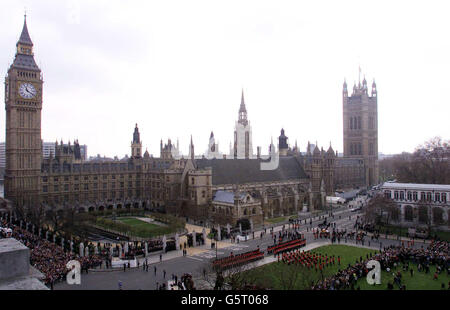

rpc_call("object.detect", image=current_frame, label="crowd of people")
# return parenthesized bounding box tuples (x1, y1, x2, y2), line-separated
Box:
(0, 219, 103, 286)
(311, 240, 449, 290)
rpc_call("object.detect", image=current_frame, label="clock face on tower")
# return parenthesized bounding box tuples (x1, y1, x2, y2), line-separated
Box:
(19, 82, 37, 99)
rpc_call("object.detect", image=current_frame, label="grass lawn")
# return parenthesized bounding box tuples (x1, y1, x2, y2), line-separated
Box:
(95, 216, 177, 238)
(265, 217, 287, 224)
(358, 263, 450, 290)
(242, 245, 375, 290)
(241, 244, 449, 290)
(432, 230, 450, 242)
(117, 217, 161, 229)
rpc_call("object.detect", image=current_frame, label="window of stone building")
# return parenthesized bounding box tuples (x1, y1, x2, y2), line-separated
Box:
(103, 183, 107, 189)
(394, 191, 399, 200)
(42, 177, 48, 182)
(426, 192, 432, 202)
(128, 189, 132, 197)
(244, 209, 247, 215)
(84, 176, 88, 181)
(103, 192, 107, 199)
(358, 116, 361, 129)
(407, 191, 412, 200)
(74, 176, 79, 181)
(384, 191, 391, 199)
(128, 181, 132, 187)
(74, 184, 79, 191)
(94, 183, 98, 189)
(435, 193, 440, 202)
(120, 174, 124, 179)
(64, 176, 69, 182)
(112, 175, 116, 179)
(64, 195, 68, 201)
(399, 191, 404, 200)
(64, 184, 69, 191)
(420, 192, 425, 201)
(120, 182, 124, 188)
(43, 185, 48, 193)
(84, 184, 89, 190)
(54, 177, 58, 182)
(192, 178, 195, 185)
(413, 192, 418, 201)
(202, 191, 205, 198)
(350, 118, 353, 130)
(93, 176, 98, 180)
(54, 196, 59, 203)
(112, 183, 115, 189)
(442, 193, 447, 203)
(103, 175, 107, 180)
(54, 185, 59, 192)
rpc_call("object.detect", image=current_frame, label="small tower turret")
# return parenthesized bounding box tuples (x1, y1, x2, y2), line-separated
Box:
(131, 123, 142, 158)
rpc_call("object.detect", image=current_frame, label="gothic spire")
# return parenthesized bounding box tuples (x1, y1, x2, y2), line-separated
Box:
(239, 89, 246, 113)
(18, 14, 33, 46)
(238, 89, 248, 126)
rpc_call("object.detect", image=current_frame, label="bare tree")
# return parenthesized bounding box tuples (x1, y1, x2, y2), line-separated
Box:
(363, 194, 397, 226)
(381, 137, 450, 184)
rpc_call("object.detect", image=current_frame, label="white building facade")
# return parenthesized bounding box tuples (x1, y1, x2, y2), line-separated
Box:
(381, 182, 450, 229)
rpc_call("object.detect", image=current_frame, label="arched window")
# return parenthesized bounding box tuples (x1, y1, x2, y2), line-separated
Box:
(407, 191, 412, 201)
(441, 193, 447, 203)
(404, 205, 413, 221)
(243, 209, 247, 215)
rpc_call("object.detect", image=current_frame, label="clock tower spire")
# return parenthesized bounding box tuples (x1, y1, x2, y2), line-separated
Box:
(4, 15, 43, 210)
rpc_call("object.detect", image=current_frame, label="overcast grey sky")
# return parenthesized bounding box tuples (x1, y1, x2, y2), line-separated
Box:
(1, 0, 449, 158)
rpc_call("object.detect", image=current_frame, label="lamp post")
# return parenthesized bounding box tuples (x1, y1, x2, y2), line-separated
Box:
(215, 234, 218, 259)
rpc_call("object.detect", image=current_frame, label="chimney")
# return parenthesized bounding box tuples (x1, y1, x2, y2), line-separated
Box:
(257, 146, 261, 159)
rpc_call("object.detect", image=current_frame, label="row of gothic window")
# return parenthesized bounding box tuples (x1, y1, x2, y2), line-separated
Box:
(349, 116, 376, 130)
(18, 71, 37, 78)
(350, 143, 362, 155)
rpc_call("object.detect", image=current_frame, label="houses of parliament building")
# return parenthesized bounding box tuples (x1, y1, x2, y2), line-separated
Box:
(3, 17, 378, 226)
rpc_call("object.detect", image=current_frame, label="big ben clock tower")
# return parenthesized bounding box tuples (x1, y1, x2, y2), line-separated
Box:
(4, 15, 43, 210)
